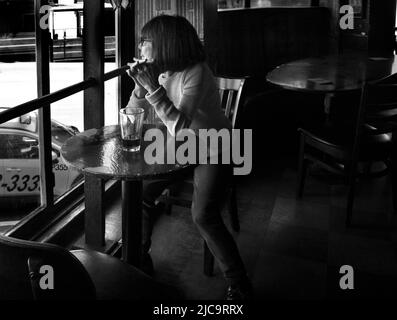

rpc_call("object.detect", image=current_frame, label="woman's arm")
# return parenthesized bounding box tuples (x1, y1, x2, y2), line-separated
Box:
(145, 64, 204, 136)
(125, 87, 152, 111)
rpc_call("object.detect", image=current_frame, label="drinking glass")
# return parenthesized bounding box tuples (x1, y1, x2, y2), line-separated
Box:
(119, 107, 145, 152)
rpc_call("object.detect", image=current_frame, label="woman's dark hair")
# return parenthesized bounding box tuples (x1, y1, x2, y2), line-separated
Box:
(141, 15, 206, 72)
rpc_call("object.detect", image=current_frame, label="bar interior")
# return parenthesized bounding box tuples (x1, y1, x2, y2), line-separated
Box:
(0, 0, 396, 301)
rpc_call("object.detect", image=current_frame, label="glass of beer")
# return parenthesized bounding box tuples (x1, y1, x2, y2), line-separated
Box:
(119, 107, 145, 152)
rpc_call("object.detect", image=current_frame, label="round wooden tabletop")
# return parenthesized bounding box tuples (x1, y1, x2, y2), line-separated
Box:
(266, 54, 397, 93)
(61, 124, 191, 181)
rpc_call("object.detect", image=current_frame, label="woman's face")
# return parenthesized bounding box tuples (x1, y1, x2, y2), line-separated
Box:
(138, 37, 154, 62)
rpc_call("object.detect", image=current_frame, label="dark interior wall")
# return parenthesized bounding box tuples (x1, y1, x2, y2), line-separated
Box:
(213, 7, 333, 172)
(368, 0, 396, 56)
(214, 8, 331, 171)
(328, 0, 396, 56)
(215, 7, 330, 78)
(319, 0, 341, 53)
(0, 0, 35, 35)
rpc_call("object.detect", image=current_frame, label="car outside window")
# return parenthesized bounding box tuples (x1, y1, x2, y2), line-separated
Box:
(1, 134, 38, 160)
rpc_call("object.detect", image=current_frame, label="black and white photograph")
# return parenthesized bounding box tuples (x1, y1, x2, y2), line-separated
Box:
(0, 0, 397, 311)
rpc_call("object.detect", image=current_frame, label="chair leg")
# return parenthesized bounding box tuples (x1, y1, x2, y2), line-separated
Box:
(228, 183, 240, 232)
(389, 158, 397, 217)
(297, 133, 309, 198)
(346, 176, 356, 227)
(203, 240, 214, 277)
(297, 158, 309, 199)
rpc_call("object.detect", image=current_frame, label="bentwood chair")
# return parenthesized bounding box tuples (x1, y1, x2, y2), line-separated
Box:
(297, 73, 397, 227)
(0, 234, 178, 300)
(160, 76, 247, 276)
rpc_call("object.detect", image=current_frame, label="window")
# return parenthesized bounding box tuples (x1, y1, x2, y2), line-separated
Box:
(218, 0, 245, 9)
(0, 0, 122, 238)
(251, 0, 311, 7)
(218, 0, 312, 10)
(154, 0, 177, 15)
(0, 2, 42, 233)
(0, 132, 41, 232)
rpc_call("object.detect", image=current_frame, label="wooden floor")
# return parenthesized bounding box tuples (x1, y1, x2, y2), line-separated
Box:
(74, 156, 397, 300)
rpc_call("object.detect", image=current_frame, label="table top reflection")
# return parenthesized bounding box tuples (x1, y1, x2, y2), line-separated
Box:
(61, 124, 190, 180)
(266, 54, 397, 93)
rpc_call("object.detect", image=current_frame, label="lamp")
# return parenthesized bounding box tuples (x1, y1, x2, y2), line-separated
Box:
(108, 0, 132, 10)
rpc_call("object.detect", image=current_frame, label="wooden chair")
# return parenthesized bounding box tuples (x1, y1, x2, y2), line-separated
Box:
(297, 73, 397, 227)
(0, 234, 179, 300)
(160, 76, 247, 276)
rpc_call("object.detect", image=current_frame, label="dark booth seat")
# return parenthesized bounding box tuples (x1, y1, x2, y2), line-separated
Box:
(71, 249, 176, 300)
(0, 234, 179, 300)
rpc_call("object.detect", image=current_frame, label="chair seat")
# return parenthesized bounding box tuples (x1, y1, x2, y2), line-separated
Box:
(299, 124, 392, 162)
(71, 249, 180, 300)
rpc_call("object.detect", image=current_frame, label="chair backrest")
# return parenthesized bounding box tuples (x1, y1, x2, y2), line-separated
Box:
(0, 234, 96, 300)
(364, 74, 397, 135)
(216, 76, 246, 128)
(348, 72, 397, 169)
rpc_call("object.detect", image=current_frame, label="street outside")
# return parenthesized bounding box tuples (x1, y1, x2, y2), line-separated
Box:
(0, 61, 121, 130)
(0, 61, 123, 233)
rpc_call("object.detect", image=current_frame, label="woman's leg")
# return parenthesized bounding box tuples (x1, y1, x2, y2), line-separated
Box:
(142, 167, 194, 253)
(142, 178, 174, 253)
(191, 163, 249, 288)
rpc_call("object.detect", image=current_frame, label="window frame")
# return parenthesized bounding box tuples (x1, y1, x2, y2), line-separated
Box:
(0, 0, 134, 242)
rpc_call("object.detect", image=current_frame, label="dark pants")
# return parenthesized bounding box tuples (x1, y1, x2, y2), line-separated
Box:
(142, 163, 248, 286)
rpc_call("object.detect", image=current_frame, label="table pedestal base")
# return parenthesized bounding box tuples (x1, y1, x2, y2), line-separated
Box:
(84, 174, 105, 249)
(121, 180, 143, 267)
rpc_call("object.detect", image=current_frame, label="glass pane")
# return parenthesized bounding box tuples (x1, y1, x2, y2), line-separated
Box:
(0, 114, 42, 234)
(105, 62, 119, 126)
(0, 1, 37, 107)
(0, 1, 40, 234)
(0, 0, 117, 233)
(50, 92, 84, 200)
(49, 0, 115, 199)
(218, 0, 245, 9)
(49, 62, 116, 201)
(250, 0, 311, 7)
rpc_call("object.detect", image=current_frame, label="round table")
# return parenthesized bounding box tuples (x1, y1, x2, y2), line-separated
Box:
(61, 124, 191, 267)
(266, 54, 397, 92)
(266, 54, 397, 114)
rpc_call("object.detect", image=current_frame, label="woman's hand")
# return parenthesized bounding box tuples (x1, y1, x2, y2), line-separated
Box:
(128, 60, 161, 95)
(127, 59, 148, 98)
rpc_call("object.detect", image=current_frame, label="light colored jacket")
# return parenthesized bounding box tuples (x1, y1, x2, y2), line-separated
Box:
(126, 62, 231, 136)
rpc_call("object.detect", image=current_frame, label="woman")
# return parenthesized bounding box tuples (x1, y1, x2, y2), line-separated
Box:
(126, 15, 251, 300)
